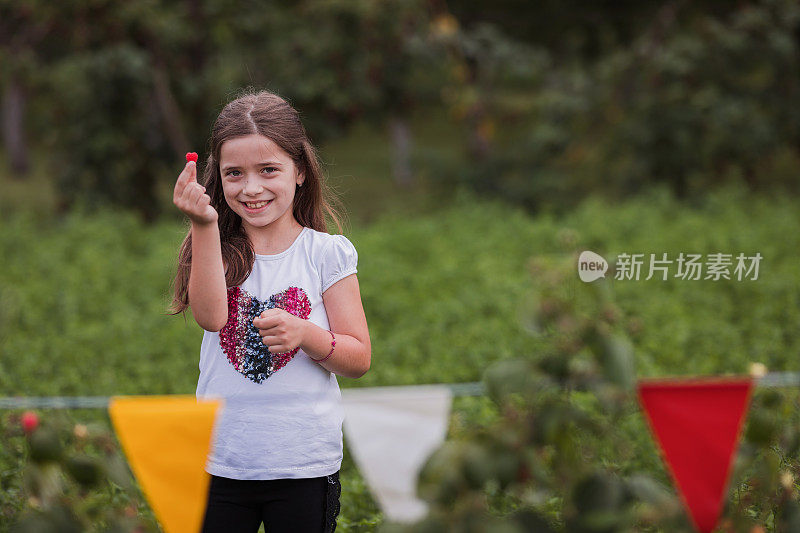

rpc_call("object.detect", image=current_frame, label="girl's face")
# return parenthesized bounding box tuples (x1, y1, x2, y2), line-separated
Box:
(219, 134, 304, 233)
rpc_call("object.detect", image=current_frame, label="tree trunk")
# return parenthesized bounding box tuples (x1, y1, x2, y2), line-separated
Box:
(389, 116, 413, 187)
(466, 101, 491, 162)
(1, 78, 30, 177)
(151, 59, 190, 155)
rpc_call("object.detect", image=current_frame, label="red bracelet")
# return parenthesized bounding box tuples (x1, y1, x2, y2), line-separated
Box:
(313, 330, 336, 363)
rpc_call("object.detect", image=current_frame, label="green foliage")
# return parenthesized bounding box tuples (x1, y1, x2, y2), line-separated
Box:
(4, 0, 800, 530)
(1, 411, 157, 532)
(8, 0, 800, 222)
(384, 238, 800, 532)
(0, 186, 799, 530)
(3, 0, 451, 219)
(47, 44, 166, 221)
(1, 185, 798, 387)
(432, 0, 800, 212)
(239, 0, 444, 130)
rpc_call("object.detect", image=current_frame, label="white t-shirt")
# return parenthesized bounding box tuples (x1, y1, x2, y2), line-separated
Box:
(196, 226, 358, 480)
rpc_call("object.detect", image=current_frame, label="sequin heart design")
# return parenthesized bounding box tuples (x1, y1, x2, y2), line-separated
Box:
(219, 286, 311, 383)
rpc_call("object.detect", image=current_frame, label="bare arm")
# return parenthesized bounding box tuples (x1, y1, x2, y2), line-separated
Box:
(188, 221, 228, 331)
(301, 274, 370, 379)
(173, 159, 228, 331)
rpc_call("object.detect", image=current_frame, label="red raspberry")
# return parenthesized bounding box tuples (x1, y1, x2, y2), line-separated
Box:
(21, 411, 39, 434)
(186, 152, 198, 163)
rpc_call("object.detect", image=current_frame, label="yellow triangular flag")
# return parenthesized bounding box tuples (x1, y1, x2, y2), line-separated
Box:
(109, 395, 222, 533)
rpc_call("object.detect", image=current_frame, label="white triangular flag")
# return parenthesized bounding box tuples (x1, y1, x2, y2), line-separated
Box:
(341, 385, 453, 523)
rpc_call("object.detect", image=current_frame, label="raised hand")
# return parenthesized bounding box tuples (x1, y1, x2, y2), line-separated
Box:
(173, 157, 217, 225)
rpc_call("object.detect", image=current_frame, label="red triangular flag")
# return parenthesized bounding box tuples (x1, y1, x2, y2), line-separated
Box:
(637, 377, 753, 533)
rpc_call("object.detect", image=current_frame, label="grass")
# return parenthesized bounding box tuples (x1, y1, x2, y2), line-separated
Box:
(2, 112, 799, 531)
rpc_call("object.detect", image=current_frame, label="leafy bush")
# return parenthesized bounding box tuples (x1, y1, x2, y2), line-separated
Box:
(1, 410, 158, 532)
(381, 249, 800, 532)
(431, 1, 800, 212)
(0, 185, 798, 529)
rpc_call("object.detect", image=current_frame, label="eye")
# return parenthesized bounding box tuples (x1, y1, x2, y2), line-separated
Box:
(225, 170, 241, 177)
(262, 167, 278, 174)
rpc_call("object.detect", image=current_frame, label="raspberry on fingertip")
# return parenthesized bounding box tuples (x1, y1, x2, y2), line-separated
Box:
(186, 152, 198, 163)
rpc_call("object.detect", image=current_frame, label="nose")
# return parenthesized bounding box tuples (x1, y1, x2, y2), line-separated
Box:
(242, 173, 263, 196)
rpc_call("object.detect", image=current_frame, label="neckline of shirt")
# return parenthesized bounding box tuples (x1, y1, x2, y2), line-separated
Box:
(254, 226, 310, 261)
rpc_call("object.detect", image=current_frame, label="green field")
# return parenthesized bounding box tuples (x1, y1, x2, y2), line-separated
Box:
(1, 180, 797, 530)
(1, 108, 798, 530)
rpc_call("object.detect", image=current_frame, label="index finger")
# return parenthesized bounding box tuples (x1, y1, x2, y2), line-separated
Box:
(185, 161, 197, 183)
(174, 163, 193, 194)
(253, 314, 276, 328)
(175, 162, 197, 192)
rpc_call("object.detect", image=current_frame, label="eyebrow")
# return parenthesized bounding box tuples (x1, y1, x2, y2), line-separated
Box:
(221, 161, 283, 171)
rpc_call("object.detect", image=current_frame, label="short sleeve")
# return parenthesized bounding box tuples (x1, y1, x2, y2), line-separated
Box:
(320, 235, 359, 293)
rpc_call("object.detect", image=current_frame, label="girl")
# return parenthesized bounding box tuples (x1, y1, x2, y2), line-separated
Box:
(170, 89, 371, 533)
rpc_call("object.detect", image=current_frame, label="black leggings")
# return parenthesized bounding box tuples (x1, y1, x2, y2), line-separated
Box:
(201, 471, 341, 533)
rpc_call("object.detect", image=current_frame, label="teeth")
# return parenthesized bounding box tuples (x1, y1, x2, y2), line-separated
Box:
(244, 200, 271, 208)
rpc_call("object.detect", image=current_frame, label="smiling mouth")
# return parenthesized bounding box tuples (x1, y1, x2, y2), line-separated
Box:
(241, 200, 273, 210)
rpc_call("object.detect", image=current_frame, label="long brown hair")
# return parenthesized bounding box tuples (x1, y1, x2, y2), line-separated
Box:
(169, 88, 347, 315)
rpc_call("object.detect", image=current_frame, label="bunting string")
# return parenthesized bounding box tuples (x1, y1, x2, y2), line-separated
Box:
(0, 381, 487, 409)
(0, 374, 795, 410)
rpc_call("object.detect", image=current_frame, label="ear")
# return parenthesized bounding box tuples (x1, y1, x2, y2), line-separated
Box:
(296, 171, 305, 188)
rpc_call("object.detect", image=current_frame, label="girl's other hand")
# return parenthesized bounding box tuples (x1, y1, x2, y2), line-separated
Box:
(253, 309, 307, 354)
(173, 160, 218, 225)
